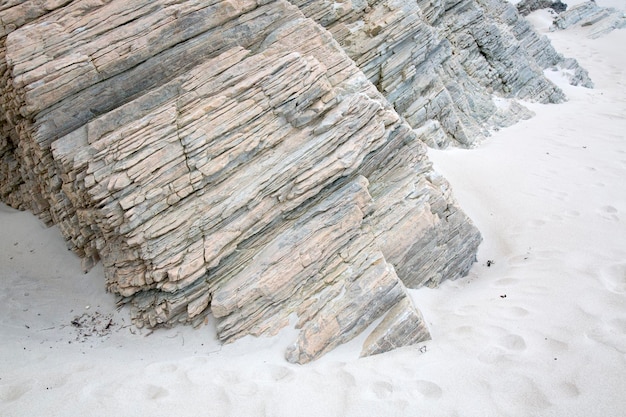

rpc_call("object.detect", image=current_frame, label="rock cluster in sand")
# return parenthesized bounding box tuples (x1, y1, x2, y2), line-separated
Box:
(292, 0, 592, 147)
(0, 0, 590, 362)
(551, 1, 626, 39)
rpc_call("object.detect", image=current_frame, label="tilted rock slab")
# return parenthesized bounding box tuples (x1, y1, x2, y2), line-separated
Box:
(516, 0, 567, 16)
(551, 1, 626, 39)
(289, 0, 592, 147)
(0, 0, 481, 363)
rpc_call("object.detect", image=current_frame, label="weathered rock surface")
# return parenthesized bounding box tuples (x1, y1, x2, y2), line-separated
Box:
(516, 0, 567, 16)
(551, 1, 626, 38)
(0, 0, 484, 363)
(0, 0, 596, 362)
(288, 0, 592, 147)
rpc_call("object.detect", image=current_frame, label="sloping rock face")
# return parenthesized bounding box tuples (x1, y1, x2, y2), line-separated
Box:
(289, 0, 592, 147)
(0, 0, 596, 362)
(516, 0, 567, 16)
(0, 0, 483, 363)
(551, 1, 626, 39)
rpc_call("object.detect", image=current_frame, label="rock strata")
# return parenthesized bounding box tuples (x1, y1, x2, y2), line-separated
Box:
(551, 1, 626, 38)
(516, 0, 567, 16)
(0, 0, 483, 362)
(0, 0, 595, 362)
(288, 0, 592, 147)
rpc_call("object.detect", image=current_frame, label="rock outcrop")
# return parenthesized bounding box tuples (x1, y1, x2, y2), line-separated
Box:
(516, 0, 567, 16)
(0, 0, 593, 362)
(1, 0, 483, 363)
(551, 1, 626, 38)
(288, 0, 591, 147)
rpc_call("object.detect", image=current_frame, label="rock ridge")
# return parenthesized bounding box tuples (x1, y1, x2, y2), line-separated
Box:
(551, 1, 626, 39)
(288, 0, 592, 147)
(0, 0, 592, 362)
(1, 0, 483, 362)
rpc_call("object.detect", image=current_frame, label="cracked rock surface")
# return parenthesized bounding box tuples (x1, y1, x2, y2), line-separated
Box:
(0, 0, 586, 362)
(290, 0, 591, 147)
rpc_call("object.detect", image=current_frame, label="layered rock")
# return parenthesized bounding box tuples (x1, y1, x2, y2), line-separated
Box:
(289, 0, 592, 147)
(516, 0, 567, 16)
(0, 0, 598, 363)
(551, 1, 626, 38)
(0, 0, 482, 362)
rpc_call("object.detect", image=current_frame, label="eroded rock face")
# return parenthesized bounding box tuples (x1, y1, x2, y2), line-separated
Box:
(516, 0, 567, 16)
(551, 1, 626, 38)
(0, 0, 483, 363)
(0, 0, 594, 362)
(289, 0, 592, 147)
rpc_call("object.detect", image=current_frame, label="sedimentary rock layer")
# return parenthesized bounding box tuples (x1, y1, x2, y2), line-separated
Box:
(516, 0, 567, 16)
(552, 1, 626, 39)
(290, 0, 592, 147)
(0, 0, 483, 362)
(0, 0, 597, 362)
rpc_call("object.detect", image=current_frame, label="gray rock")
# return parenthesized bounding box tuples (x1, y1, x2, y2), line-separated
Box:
(552, 1, 626, 38)
(288, 0, 592, 147)
(516, 0, 567, 16)
(0, 0, 481, 363)
(0, 0, 600, 363)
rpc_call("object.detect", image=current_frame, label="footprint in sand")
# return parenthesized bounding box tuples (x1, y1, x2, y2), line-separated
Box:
(492, 299, 531, 320)
(585, 322, 626, 354)
(143, 384, 169, 400)
(238, 364, 295, 384)
(499, 334, 527, 351)
(414, 380, 443, 399)
(454, 325, 476, 336)
(548, 214, 563, 222)
(563, 210, 580, 218)
(507, 253, 532, 266)
(515, 376, 552, 410)
(600, 263, 626, 294)
(145, 362, 178, 376)
(608, 318, 626, 335)
(185, 366, 213, 385)
(213, 369, 241, 386)
(231, 380, 259, 396)
(502, 306, 530, 318)
(493, 277, 519, 287)
(267, 365, 295, 382)
(0, 382, 32, 403)
(598, 205, 620, 222)
(544, 337, 569, 353)
(213, 369, 259, 397)
(454, 304, 480, 316)
(478, 346, 508, 364)
(558, 381, 580, 398)
(528, 219, 546, 228)
(41, 373, 70, 391)
(370, 380, 394, 399)
(336, 368, 357, 388)
(552, 191, 569, 202)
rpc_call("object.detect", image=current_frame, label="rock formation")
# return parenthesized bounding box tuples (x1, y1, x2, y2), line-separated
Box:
(0, 0, 591, 362)
(516, 0, 567, 16)
(289, 0, 592, 147)
(551, 1, 626, 38)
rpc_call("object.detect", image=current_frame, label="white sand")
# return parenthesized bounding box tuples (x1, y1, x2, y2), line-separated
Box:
(1, 5, 625, 417)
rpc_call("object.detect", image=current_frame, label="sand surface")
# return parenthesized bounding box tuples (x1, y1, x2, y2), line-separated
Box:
(1, 3, 625, 416)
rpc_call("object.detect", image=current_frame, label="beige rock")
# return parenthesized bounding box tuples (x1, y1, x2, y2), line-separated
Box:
(0, 0, 483, 363)
(289, 0, 592, 147)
